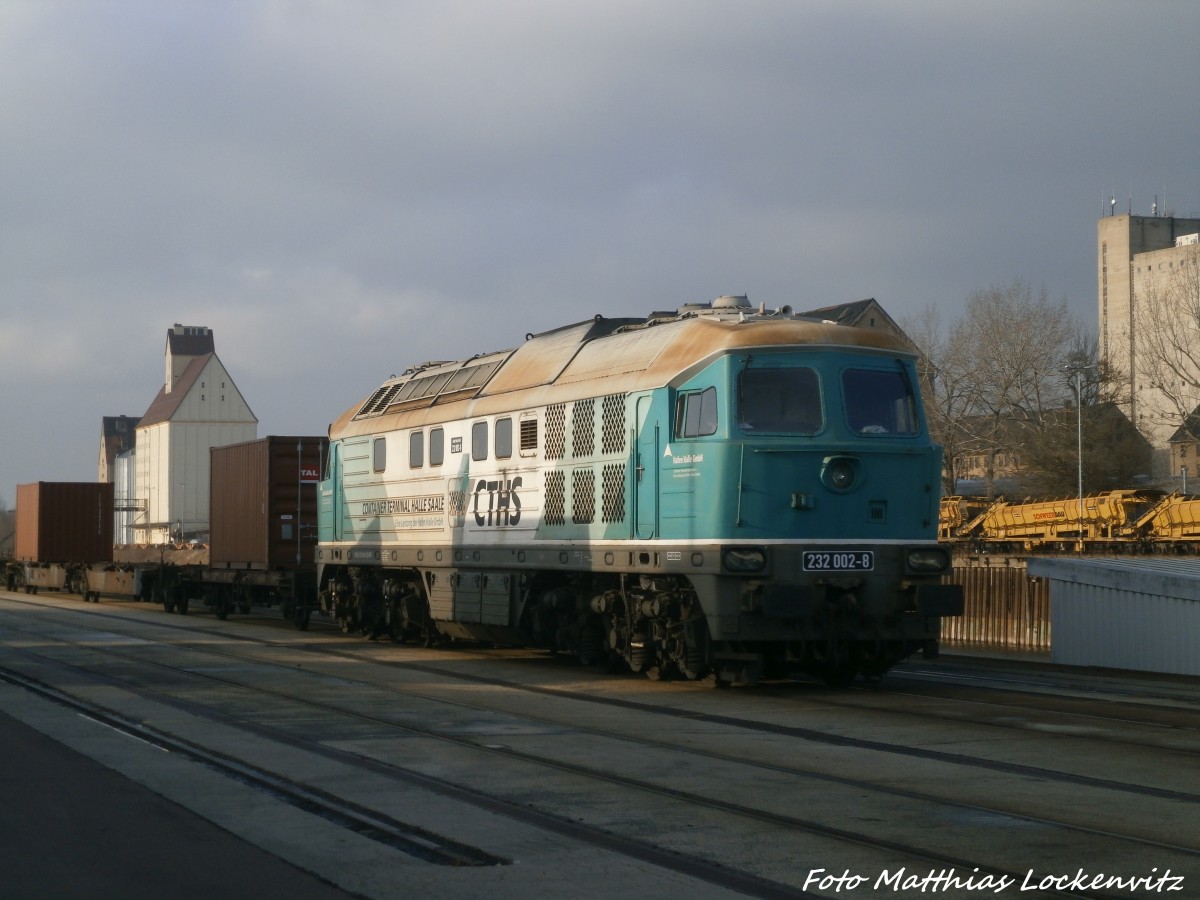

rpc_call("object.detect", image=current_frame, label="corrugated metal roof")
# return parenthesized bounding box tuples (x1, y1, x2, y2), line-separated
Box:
(1028, 556, 1200, 593)
(1029, 556, 1200, 676)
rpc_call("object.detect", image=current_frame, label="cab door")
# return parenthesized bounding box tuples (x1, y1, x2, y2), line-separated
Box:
(634, 393, 658, 539)
(318, 442, 344, 542)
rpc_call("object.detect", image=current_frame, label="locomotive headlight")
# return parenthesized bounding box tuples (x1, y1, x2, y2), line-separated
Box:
(821, 456, 858, 492)
(906, 547, 952, 573)
(723, 547, 767, 572)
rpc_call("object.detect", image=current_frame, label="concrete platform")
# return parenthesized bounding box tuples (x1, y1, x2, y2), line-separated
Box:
(0, 709, 356, 900)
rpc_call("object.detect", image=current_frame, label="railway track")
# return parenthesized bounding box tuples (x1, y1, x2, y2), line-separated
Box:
(1, 592, 1197, 899)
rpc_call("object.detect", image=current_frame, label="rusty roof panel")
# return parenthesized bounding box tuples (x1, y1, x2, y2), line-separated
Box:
(330, 307, 915, 441)
(480, 319, 624, 395)
(554, 324, 676, 386)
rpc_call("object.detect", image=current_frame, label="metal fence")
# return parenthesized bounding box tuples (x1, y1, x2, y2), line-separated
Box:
(940, 555, 1051, 653)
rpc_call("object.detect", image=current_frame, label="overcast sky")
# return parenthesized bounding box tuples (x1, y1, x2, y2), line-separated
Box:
(2, 1, 1198, 503)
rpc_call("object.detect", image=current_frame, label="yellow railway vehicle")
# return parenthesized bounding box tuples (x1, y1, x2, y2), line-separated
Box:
(939, 489, 1200, 552)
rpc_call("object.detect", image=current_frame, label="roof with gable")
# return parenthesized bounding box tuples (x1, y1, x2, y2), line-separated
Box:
(1168, 406, 1200, 444)
(798, 298, 914, 350)
(138, 354, 213, 427)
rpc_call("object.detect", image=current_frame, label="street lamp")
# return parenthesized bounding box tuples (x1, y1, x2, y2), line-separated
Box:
(1063, 365, 1097, 547)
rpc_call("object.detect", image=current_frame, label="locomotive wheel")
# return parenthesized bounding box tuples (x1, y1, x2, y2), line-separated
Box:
(645, 664, 673, 682)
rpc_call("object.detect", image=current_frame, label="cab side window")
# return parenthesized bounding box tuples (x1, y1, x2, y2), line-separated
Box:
(472, 421, 489, 460)
(496, 417, 513, 459)
(675, 386, 718, 438)
(430, 428, 444, 466)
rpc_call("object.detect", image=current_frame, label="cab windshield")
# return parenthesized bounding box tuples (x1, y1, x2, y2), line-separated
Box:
(842, 368, 919, 435)
(738, 367, 822, 433)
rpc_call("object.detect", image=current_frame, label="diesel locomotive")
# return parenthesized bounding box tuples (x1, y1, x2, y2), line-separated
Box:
(314, 295, 963, 685)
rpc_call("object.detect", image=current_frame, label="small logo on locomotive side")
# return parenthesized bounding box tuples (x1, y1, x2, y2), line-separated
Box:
(662, 444, 704, 465)
(473, 477, 523, 526)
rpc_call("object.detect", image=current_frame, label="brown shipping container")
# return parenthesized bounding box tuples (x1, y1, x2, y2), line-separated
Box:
(210, 436, 327, 569)
(15, 482, 115, 563)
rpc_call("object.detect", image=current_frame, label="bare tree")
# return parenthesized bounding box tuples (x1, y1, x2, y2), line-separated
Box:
(908, 281, 1078, 495)
(908, 304, 977, 493)
(907, 280, 1141, 497)
(1132, 243, 1200, 436)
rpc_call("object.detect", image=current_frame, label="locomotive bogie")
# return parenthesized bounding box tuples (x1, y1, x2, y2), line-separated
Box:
(315, 542, 952, 684)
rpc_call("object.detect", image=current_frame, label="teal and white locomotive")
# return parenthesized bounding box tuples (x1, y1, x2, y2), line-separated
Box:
(315, 295, 962, 685)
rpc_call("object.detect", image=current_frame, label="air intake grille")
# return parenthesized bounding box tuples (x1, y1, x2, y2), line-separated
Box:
(601, 393, 626, 453)
(544, 470, 565, 525)
(601, 463, 625, 523)
(571, 399, 595, 458)
(572, 468, 595, 524)
(545, 404, 567, 460)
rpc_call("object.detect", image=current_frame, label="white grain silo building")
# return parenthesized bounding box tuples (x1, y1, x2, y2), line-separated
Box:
(133, 324, 258, 543)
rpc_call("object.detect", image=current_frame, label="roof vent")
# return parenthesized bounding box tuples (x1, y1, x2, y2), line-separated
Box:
(712, 294, 750, 309)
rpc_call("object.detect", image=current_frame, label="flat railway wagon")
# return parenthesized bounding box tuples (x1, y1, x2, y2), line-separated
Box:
(151, 436, 326, 624)
(940, 489, 1200, 552)
(315, 295, 963, 685)
(8, 482, 113, 600)
(6, 441, 326, 621)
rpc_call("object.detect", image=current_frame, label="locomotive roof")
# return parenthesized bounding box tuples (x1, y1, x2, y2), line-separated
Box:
(329, 297, 915, 439)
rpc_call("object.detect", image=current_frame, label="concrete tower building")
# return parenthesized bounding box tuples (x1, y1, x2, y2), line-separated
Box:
(1098, 212, 1200, 452)
(133, 324, 258, 543)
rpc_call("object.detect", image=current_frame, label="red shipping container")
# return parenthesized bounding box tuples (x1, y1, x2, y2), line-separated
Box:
(15, 482, 114, 563)
(209, 437, 327, 569)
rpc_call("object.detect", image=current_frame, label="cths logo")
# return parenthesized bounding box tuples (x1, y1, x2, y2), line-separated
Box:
(473, 477, 523, 526)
